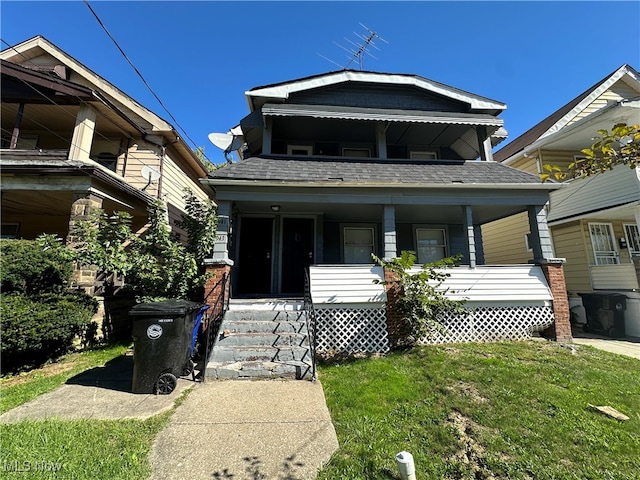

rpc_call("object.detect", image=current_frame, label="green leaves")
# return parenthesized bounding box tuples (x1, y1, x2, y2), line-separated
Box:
(542, 123, 640, 181)
(373, 251, 466, 346)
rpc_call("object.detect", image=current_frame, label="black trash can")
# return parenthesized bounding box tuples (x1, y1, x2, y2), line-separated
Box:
(130, 299, 203, 394)
(579, 293, 627, 338)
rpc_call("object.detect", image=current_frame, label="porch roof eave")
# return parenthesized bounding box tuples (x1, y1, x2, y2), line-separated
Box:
(201, 178, 565, 191)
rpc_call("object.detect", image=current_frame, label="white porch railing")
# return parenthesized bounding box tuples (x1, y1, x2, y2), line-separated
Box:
(590, 263, 639, 291)
(309, 264, 556, 352)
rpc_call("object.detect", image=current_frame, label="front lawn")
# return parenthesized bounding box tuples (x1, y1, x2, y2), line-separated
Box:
(317, 341, 640, 479)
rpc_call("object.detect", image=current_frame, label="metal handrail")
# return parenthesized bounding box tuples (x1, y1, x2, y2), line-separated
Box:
(202, 272, 230, 383)
(303, 268, 317, 381)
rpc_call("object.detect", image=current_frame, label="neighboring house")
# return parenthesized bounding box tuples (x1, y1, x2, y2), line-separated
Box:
(201, 69, 570, 371)
(0, 36, 212, 263)
(483, 64, 640, 338)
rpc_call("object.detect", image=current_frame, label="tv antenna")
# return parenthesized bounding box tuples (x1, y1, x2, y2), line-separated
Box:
(317, 23, 388, 70)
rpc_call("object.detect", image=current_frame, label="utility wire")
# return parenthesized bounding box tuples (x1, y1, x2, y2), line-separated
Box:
(83, 0, 212, 164)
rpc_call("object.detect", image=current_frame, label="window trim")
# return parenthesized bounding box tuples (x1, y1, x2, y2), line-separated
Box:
(287, 144, 313, 155)
(413, 226, 448, 264)
(341, 224, 377, 264)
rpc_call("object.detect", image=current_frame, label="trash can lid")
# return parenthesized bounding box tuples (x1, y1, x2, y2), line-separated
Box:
(130, 299, 204, 316)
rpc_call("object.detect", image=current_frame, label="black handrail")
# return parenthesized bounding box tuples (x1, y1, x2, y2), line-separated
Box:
(202, 272, 230, 383)
(303, 268, 317, 382)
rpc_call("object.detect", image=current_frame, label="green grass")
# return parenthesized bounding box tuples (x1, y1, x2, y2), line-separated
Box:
(0, 343, 131, 414)
(317, 341, 640, 480)
(0, 344, 190, 480)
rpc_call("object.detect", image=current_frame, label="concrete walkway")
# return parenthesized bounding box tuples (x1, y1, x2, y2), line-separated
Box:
(0, 355, 339, 480)
(572, 333, 640, 360)
(149, 380, 339, 480)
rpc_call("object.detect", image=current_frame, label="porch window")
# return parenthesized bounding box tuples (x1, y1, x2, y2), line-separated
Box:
(415, 228, 446, 264)
(624, 223, 640, 256)
(342, 147, 371, 158)
(287, 145, 313, 155)
(589, 223, 619, 265)
(343, 227, 375, 263)
(1, 223, 19, 239)
(410, 151, 437, 160)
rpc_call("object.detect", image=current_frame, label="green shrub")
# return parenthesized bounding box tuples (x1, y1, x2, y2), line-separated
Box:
(0, 236, 74, 295)
(0, 291, 98, 373)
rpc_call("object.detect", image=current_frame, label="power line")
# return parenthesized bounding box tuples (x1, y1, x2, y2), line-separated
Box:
(82, 0, 212, 163)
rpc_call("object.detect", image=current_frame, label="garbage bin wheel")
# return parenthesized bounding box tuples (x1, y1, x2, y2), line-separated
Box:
(155, 372, 177, 395)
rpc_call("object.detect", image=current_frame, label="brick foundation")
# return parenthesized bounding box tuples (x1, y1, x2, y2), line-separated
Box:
(383, 268, 409, 348)
(539, 260, 572, 343)
(204, 262, 231, 320)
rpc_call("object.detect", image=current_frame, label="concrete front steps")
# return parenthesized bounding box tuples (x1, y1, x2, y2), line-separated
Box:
(205, 299, 314, 380)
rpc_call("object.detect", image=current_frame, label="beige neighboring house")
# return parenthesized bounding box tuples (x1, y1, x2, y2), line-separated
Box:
(482, 64, 640, 338)
(0, 36, 213, 288)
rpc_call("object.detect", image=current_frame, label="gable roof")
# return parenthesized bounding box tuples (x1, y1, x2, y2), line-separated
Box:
(246, 70, 506, 113)
(0, 36, 207, 174)
(495, 64, 640, 163)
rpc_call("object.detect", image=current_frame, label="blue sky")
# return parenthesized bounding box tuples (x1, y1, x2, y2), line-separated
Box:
(2, 1, 639, 164)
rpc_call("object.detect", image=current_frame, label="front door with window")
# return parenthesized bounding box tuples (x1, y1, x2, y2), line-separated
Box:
(281, 218, 314, 294)
(589, 223, 619, 265)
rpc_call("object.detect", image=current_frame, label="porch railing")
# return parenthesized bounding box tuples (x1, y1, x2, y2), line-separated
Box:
(590, 263, 639, 291)
(202, 272, 230, 383)
(303, 268, 318, 381)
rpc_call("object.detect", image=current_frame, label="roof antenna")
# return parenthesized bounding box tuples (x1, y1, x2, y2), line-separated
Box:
(317, 23, 388, 70)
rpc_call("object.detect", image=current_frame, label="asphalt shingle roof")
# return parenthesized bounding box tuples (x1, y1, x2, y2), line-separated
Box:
(208, 156, 543, 185)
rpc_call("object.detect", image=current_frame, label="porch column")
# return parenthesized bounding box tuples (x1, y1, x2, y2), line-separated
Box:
(376, 122, 388, 159)
(539, 259, 572, 343)
(527, 204, 554, 262)
(462, 205, 476, 268)
(262, 117, 272, 155)
(476, 126, 494, 162)
(67, 192, 104, 292)
(211, 201, 233, 264)
(383, 205, 397, 261)
(69, 103, 96, 161)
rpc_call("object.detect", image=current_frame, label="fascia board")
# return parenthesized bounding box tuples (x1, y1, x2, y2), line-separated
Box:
(540, 65, 640, 139)
(245, 71, 506, 111)
(202, 178, 564, 190)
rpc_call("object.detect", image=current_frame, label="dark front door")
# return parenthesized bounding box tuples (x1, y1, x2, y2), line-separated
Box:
(237, 217, 273, 295)
(281, 218, 314, 294)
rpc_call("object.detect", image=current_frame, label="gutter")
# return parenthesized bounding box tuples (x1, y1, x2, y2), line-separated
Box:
(202, 178, 565, 190)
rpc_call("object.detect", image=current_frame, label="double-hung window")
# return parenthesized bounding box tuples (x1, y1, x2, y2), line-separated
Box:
(589, 223, 619, 265)
(415, 228, 447, 264)
(343, 227, 375, 263)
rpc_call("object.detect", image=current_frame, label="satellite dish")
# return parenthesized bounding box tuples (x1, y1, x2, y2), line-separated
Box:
(141, 165, 160, 182)
(208, 132, 244, 152)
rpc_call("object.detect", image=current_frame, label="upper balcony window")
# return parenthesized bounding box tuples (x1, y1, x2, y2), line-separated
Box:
(342, 147, 371, 158)
(410, 151, 437, 160)
(287, 145, 312, 155)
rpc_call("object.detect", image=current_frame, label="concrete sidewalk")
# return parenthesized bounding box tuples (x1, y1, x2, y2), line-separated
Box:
(0, 355, 195, 423)
(572, 333, 640, 360)
(148, 380, 339, 480)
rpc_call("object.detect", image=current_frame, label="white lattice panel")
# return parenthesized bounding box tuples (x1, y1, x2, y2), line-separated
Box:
(315, 307, 390, 354)
(419, 306, 555, 344)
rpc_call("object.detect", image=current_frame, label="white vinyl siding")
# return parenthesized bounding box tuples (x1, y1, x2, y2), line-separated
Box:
(589, 223, 619, 265)
(309, 265, 386, 304)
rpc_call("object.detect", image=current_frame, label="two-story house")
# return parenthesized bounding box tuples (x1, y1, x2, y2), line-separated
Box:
(200, 70, 570, 380)
(0, 36, 212, 265)
(483, 64, 640, 339)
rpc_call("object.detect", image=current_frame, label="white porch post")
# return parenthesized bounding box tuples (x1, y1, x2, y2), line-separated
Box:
(462, 205, 476, 268)
(383, 205, 397, 261)
(528, 204, 554, 262)
(211, 201, 234, 265)
(69, 103, 96, 161)
(475, 126, 494, 162)
(376, 121, 388, 160)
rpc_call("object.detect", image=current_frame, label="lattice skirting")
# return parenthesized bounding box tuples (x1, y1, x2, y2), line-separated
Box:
(419, 306, 555, 344)
(315, 307, 390, 354)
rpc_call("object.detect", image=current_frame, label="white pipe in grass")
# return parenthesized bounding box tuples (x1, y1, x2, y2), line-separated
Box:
(396, 451, 416, 480)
